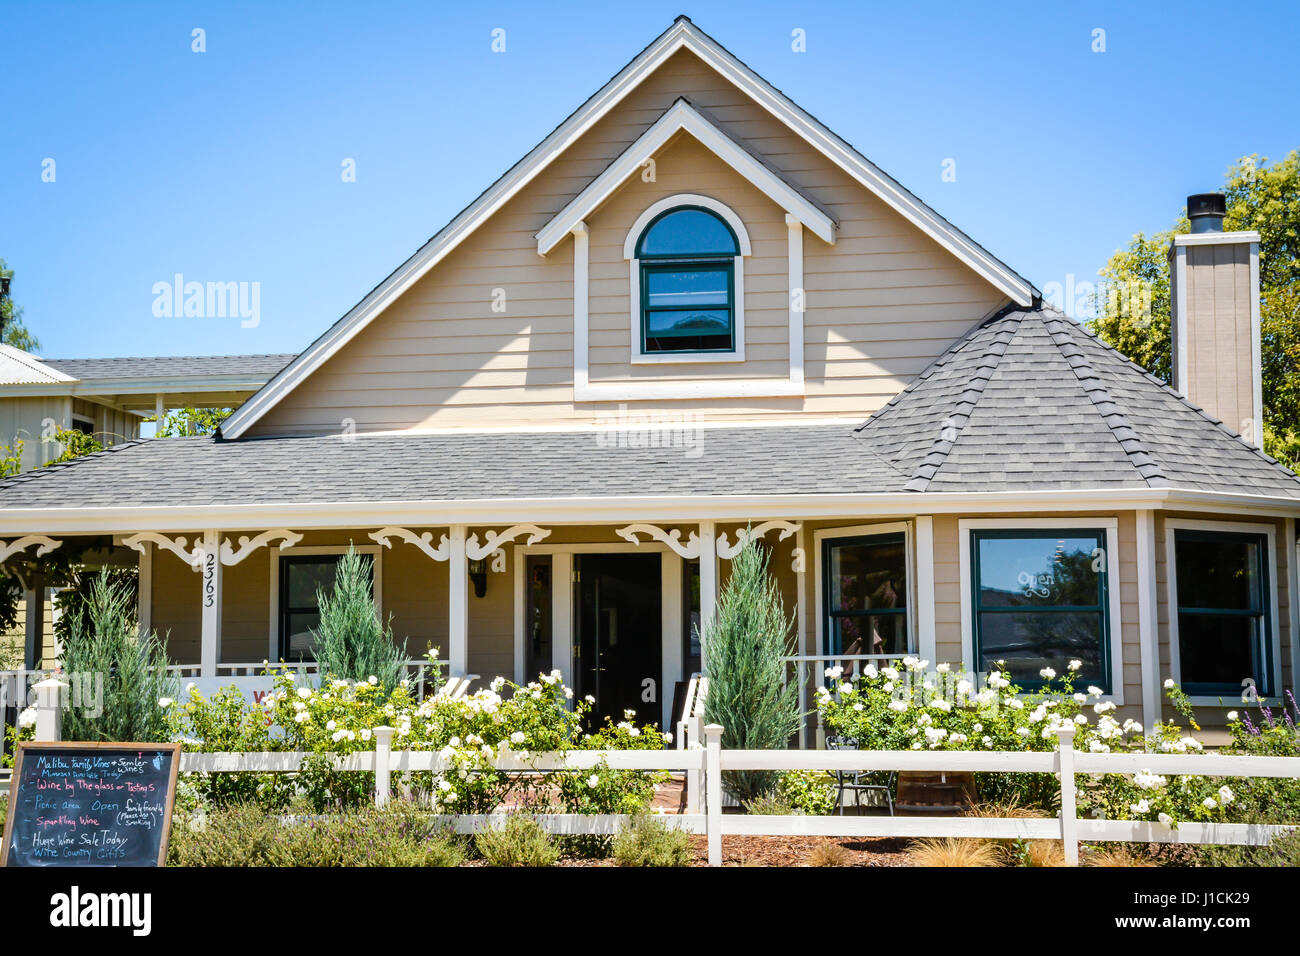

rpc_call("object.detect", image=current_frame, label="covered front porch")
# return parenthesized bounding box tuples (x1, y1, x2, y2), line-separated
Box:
(102, 520, 821, 731)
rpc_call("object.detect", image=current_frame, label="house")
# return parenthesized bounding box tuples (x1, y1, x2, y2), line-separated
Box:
(0, 346, 292, 470)
(0, 18, 1294, 737)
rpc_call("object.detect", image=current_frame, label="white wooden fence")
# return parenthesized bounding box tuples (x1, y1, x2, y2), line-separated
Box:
(172, 724, 1300, 866)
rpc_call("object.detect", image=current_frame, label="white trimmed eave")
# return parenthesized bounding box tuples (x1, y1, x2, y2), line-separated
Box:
(7, 487, 1300, 536)
(536, 99, 835, 253)
(218, 18, 1035, 441)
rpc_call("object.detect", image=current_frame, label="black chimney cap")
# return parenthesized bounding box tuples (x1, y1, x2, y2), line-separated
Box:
(1188, 193, 1226, 230)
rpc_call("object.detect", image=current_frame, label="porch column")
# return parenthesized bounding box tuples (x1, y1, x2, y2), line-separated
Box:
(137, 540, 152, 635)
(448, 524, 468, 677)
(698, 520, 717, 669)
(199, 530, 222, 677)
(552, 551, 573, 690)
(1136, 510, 1161, 729)
(915, 516, 937, 665)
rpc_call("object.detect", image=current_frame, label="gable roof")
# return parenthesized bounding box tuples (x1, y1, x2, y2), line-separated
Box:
(855, 306, 1300, 498)
(536, 97, 836, 252)
(218, 16, 1035, 441)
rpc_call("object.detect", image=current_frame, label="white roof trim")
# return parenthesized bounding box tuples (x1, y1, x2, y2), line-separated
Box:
(537, 99, 834, 253)
(220, 18, 1034, 441)
(6, 487, 1300, 536)
(622, 193, 752, 259)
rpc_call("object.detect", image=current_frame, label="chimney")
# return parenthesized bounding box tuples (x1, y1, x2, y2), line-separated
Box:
(1169, 192, 1263, 447)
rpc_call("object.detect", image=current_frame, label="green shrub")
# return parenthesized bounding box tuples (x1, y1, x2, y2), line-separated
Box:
(167, 801, 463, 867)
(611, 813, 693, 867)
(60, 570, 177, 742)
(473, 815, 560, 866)
(742, 793, 795, 815)
(1200, 826, 1300, 866)
(702, 538, 802, 803)
(777, 770, 838, 815)
(313, 548, 407, 692)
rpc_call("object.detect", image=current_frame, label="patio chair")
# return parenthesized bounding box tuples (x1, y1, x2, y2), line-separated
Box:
(826, 736, 894, 816)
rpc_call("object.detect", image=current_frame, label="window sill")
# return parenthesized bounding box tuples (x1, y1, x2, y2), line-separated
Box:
(631, 350, 746, 365)
(1185, 696, 1281, 709)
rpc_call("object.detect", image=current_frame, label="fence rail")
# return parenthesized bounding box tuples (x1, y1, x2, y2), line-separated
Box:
(157, 722, 1300, 866)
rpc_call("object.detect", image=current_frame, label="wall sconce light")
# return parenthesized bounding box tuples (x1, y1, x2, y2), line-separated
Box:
(468, 558, 488, 598)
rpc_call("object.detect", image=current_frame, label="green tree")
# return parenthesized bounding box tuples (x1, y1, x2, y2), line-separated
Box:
(701, 538, 802, 803)
(312, 547, 408, 692)
(0, 259, 40, 353)
(1090, 151, 1300, 469)
(149, 407, 231, 437)
(60, 570, 177, 742)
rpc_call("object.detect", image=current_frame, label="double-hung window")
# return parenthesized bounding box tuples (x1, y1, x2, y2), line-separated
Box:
(1172, 529, 1273, 697)
(970, 529, 1111, 691)
(635, 206, 738, 354)
(278, 552, 375, 662)
(822, 532, 908, 661)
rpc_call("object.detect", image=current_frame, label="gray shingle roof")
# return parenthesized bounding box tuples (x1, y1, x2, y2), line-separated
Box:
(42, 354, 295, 381)
(855, 306, 1300, 497)
(2, 306, 1297, 511)
(0, 425, 908, 508)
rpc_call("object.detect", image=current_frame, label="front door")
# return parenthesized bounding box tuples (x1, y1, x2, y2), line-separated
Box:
(574, 554, 661, 728)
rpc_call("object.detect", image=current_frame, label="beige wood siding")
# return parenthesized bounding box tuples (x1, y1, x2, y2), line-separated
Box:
(1174, 242, 1256, 438)
(72, 398, 139, 449)
(249, 49, 1008, 437)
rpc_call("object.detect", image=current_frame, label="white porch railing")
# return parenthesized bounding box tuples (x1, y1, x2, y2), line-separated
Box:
(160, 725, 1300, 866)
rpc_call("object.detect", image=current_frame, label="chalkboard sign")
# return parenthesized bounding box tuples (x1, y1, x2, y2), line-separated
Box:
(2, 742, 181, 867)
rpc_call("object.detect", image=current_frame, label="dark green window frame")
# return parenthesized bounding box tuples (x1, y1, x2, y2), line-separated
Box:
(636, 205, 738, 355)
(1173, 529, 1273, 697)
(821, 532, 909, 660)
(970, 528, 1112, 693)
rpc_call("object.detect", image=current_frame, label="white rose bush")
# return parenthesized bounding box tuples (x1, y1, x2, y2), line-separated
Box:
(817, 656, 1239, 826)
(165, 667, 666, 815)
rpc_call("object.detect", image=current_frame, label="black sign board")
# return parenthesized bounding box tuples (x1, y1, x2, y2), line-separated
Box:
(2, 742, 181, 867)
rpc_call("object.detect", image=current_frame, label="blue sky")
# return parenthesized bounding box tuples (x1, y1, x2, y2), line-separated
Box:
(3, 0, 1298, 360)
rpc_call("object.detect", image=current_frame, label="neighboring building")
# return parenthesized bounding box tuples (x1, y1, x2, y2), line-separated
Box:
(0, 346, 293, 470)
(0, 19, 1294, 736)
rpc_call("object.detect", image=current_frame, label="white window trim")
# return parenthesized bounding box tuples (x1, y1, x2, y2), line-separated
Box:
(267, 544, 383, 662)
(513, 540, 681, 730)
(813, 521, 915, 664)
(70, 412, 96, 433)
(957, 517, 1125, 705)
(1163, 517, 1282, 707)
(625, 194, 749, 366)
(570, 197, 807, 401)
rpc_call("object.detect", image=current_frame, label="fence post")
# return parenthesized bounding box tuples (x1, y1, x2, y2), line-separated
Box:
(374, 725, 394, 807)
(32, 677, 66, 742)
(685, 717, 700, 815)
(1055, 725, 1078, 866)
(704, 723, 723, 867)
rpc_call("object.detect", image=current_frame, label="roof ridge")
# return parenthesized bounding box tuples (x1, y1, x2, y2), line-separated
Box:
(899, 309, 1025, 492)
(1040, 312, 1170, 488)
(1065, 315, 1300, 486)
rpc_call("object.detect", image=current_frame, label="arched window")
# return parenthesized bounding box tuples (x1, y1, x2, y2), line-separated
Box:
(635, 206, 740, 353)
